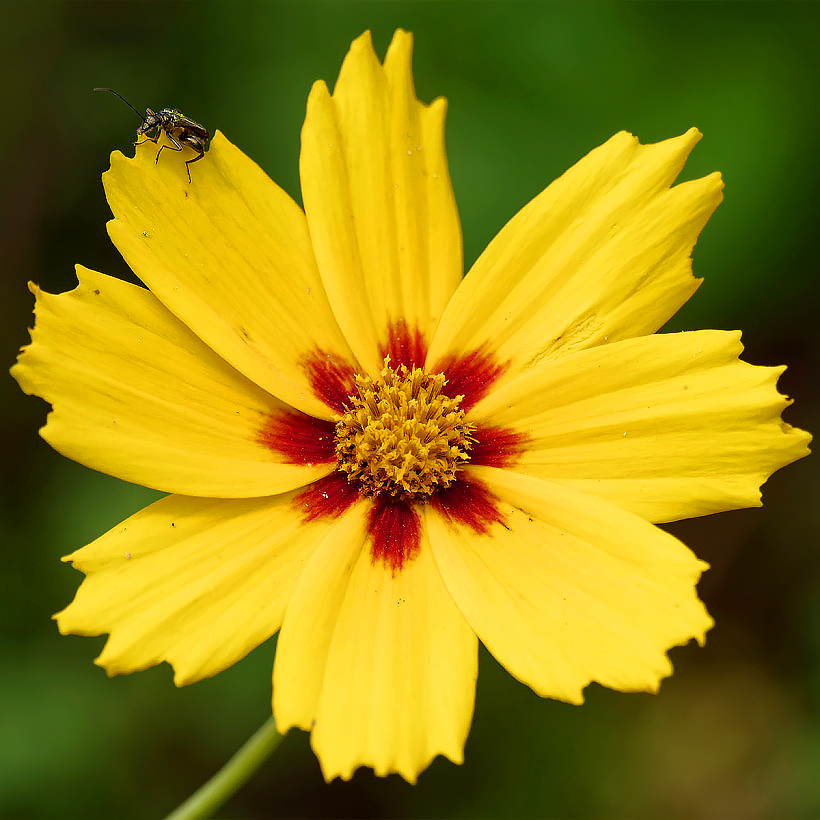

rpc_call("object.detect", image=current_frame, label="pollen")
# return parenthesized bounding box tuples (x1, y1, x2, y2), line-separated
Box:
(335, 358, 475, 500)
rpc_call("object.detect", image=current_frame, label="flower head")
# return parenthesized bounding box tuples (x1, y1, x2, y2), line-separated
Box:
(11, 30, 810, 783)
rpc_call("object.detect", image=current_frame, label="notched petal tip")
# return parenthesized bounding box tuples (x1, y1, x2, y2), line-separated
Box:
(105, 148, 130, 172)
(384, 28, 414, 66)
(708, 169, 725, 193)
(53, 603, 99, 638)
(350, 29, 374, 49)
(347, 28, 412, 58)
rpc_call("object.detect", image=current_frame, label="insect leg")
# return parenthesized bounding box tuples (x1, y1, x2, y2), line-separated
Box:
(182, 138, 206, 183)
(154, 133, 185, 165)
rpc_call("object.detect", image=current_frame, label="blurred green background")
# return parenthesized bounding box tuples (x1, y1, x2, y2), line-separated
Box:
(2, 2, 818, 818)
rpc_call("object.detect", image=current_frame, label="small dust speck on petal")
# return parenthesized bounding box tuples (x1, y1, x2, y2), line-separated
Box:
(124, 552, 131, 560)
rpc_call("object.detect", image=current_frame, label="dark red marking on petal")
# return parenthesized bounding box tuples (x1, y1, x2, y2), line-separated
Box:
(299, 349, 358, 414)
(431, 348, 509, 412)
(293, 472, 360, 522)
(432, 476, 505, 535)
(368, 497, 421, 575)
(379, 319, 428, 369)
(257, 410, 336, 465)
(471, 425, 529, 468)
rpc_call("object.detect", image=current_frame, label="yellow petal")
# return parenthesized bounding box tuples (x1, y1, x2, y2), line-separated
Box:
(300, 30, 462, 372)
(427, 129, 722, 388)
(55, 490, 335, 685)
(274, 500, 477, 782)
(11, 268, 333, 496)
(469, 330, 811, 522)
(104, 130, 358, 419)
(427, 466, 713, 704)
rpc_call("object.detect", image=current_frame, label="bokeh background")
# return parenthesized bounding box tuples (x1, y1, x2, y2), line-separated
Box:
(2, 2, 819, 818)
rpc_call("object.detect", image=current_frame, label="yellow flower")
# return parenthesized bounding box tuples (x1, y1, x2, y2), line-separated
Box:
(11, 30, 810, 783)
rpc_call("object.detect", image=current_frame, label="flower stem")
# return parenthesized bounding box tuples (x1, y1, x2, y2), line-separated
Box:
(163, 716, 284, 820)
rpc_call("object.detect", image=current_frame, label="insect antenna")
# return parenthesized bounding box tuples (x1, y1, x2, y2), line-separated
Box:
(93, 88, 146, 123)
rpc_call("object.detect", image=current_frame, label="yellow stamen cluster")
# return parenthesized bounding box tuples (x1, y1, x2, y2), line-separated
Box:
(335, 359, 475, 500)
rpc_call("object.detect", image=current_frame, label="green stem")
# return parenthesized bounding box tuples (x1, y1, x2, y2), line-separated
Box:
(163, 716, 284, 820)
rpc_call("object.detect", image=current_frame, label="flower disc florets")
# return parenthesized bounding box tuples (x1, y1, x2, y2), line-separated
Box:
(335, 358, 475, 500)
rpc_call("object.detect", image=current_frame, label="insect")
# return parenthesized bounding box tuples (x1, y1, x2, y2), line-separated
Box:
(94, 87, 210, 183)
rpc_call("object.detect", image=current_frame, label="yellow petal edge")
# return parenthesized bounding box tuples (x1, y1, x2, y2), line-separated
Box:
(12, 268, 330, 496)
(301, 30, 463, 372)
(274, 503, 477, 783)
(429, 466, 713, 705)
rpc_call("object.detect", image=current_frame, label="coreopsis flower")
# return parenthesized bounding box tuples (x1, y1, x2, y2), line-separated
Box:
(12, 30, 810, 784)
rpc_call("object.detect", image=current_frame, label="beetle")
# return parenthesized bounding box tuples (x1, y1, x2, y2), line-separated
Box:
(94, 87, 210, 183)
